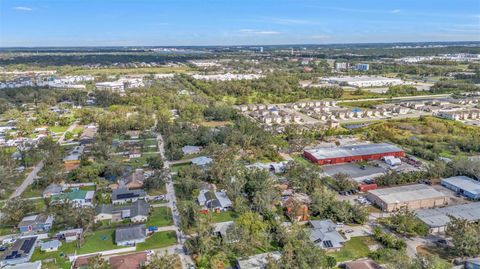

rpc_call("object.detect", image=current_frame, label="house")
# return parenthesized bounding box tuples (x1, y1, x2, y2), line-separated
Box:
(111, 188, 146, 204)
(466, 258, 480, 269)
(63, 145, 85, 171)
(236, 252, 281, 269)
(115, 225, 146, 246)
(18, 215, 54, 233)
(56, 228, 83, 243)
(213, 221, 234, 241)
(95, 200, 150, 223)
(109, 252, 148, 269)
(3, 261, 42, 269)
(0, 237, 37, 266)
(125, 130, 140, 139)
(441, 176, 480, 200)
(129, 148, 142, 159)
(344, 259, 382, 269)
(191, 156, 213, 167)
(51, 189, 94, 207)
(42, 184, 63, 198)
(283, 193, 311, 222)
(182, 145, 202, 155)
(40, 240, 61, 252)
(197, 189, 232, 212)
(120, 169, 145, 189)
(309, 220, 346, 251)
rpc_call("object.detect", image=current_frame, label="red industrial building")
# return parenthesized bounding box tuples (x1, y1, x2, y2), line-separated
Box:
(304, 143, 405, 165)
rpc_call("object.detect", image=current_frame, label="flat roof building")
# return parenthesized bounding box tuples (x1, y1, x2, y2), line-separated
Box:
(366, 184, 448, 212)
(304, 143, 405, 165)
(416, 202, 480, 233)
(441, 176, 480, 200)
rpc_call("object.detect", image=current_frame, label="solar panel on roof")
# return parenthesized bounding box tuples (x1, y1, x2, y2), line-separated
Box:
(116, 193, 140, 199)
(323, 240, 333, 248)
(20, 238, 35, 253)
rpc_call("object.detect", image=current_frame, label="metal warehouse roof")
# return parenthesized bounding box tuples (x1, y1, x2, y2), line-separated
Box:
(305, 143, 403, 160)
(368, 184, 446, 204)
(442, 176, 480, 195)
(416, 202, 480, 228)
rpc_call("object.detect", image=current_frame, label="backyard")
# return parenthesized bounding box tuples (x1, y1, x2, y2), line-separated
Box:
(146, 207, 174, 227)
(329, 236, 377, 262)
(136, 231, 177, 251)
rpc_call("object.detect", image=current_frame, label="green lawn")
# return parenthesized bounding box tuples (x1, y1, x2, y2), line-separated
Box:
(77, 228, 127, 254)
(48, 126, 69, 133)
(79, 185, 96, 191)
(31, 242, 77, 269)
(21, 186, 44, 198)
(329, 236, 376, 262)
(209, 211, 239, 223)
(147, 184, 167, 196)
(0, 226, 16, 236)
(136, 231, 177, 251)
(146, 207, 174, 227)
(170, 163, 191, 173)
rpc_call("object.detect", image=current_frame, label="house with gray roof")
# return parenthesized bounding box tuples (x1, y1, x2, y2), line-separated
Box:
(115, 225, 146, 246)
(0, 236, 37, 266)
(198, 189, 232, 212)
(191, 156, 213, 167)
(182, 145, 202, 155)
(40, 240, 61, 252)
(95, 200, 150, 223)
(309, 219, 347, 251)
(111, 188, 146, 204)
(18, 215, 54, 233)
(42, 184, 63, 198)
(236, 252, 281, 269)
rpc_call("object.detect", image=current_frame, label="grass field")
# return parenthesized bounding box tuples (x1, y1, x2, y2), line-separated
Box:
(31, 242, 76, 269)
(77, 228, 126, 254)
(48, 126, 69, 133)
(136, 231, 177, 251)
(209, 211, 239, 223)
(21, 186, 44, 198)
(146, 207, 174, 227)
(329, 236, 376, 262)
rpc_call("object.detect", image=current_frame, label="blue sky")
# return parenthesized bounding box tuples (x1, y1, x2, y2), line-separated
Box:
(1, 0, 479, 47)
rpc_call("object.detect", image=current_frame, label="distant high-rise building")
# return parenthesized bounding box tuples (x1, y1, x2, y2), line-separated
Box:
(355, 63, 370, 71)
(260, 47, 263, 53)
(334, 62, 349, 71)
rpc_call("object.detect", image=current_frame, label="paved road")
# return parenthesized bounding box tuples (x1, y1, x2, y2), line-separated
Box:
(8, 122, 78, 200)
(155, 131, 194, 267)
(9, 161, 44, 199)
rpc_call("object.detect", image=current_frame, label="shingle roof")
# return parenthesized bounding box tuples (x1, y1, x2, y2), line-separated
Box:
(309, 220, 346, 249)
(115, 225, 146, 243)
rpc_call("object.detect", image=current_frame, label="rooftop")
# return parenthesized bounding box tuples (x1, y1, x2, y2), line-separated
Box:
(236, 252, 281, 269)
(305, 143, 403, 160)
(112, 188, 146, 201)
(442, 176, 480, 195)
(115, 225, 146, 243)
(0, 237, 37, 263)
(368, 184, 446, 204)
(109, 252, 148, 269)
(416, 202, 480, 228)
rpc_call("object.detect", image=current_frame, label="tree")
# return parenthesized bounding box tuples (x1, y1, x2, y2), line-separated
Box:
(86, 255, 110, 269)
(147, 155, 164, 170)
(381, 208, 429, 236)
(446, 216, 480, 257)
(278, 224, 331, 269)
(229, 211, 270, 255)
(1, 198, 36, 226)
(284, 162, 324, 195)
(144, 253, 182, 269)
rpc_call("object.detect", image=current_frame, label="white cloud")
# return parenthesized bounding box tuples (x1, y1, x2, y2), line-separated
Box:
(14, 6, 33, 11)
(238, 29, 280, 35)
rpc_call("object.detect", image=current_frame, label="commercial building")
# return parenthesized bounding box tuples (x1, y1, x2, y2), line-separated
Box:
(321, 76, 407, 87)
(304, 143, 405, 165)
(366, 184, 448, 212)
(354, 64, 370, 71)
(416, 202, 480, 233)
(441, 176, 480, 200)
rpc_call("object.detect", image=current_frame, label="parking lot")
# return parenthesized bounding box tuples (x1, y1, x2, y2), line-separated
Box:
(322, 162, 387, 182)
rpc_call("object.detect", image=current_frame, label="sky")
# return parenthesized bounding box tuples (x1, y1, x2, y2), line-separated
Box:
(0, 0, 479, 47)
